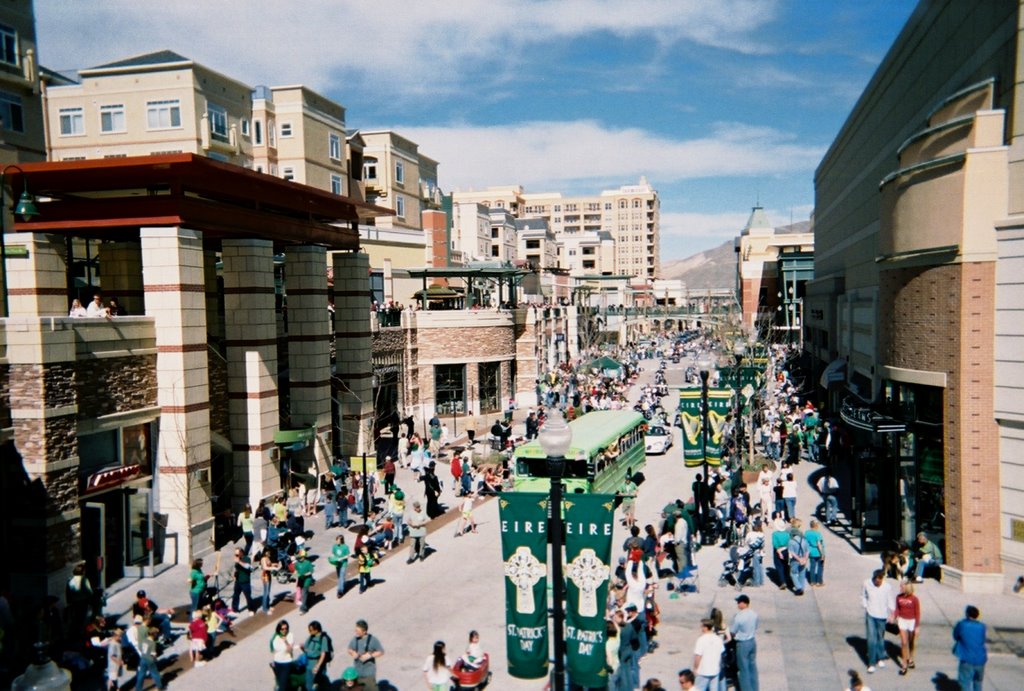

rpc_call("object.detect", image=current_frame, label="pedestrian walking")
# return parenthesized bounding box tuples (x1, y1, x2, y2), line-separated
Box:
(407, 500, 429, 563)
(188, 610, 209, 667)
(692, 617, 725, 690)
(730, 595, 759, 691)
(237, 504, 255, 554)
(231, 547, 255, 614)
(357, 544, 377, 593)
(188, 558, 207, 612)
(347, 619, 384, 691)
(895, 580, 920, 675)
(329, 534, 351, 598)
(786, 519, 809, 596)
(382, 456, 396, 495)
(134, 625, 165, 691)
(952, 605, 987, 691)
(389, 489, 406, 543)
(303, 620, 333, 691)
(294, 550, 315, 613)
(423, 640, 453, 691)
(805, 519, 825, 587)
(270, 620, 297, 691)
(816, 473, 839, 525)
(454, 492, 478, 537)
(259, 548, 281, 614)
(861, 569, 895, 673)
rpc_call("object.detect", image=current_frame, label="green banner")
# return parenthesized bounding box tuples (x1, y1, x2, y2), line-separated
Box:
(705, 388, 733, 466)
(678, 388, 704, 467)
(564, 494, 615, 688)
(500, 493, 550, 679)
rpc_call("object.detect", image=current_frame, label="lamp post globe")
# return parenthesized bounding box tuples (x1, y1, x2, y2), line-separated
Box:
(539, 409, 573, 460)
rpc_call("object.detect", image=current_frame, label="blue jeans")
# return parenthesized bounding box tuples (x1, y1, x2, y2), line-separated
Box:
(272, 661, 292, 691)
(190, 591, 201, 612)
(808, 557, 824, 585)
(261, 580, 272, 613)
(299, 580, 311, 612)
(789, 561, 807, 592)
(135, 657, 164, 691)
(824, 495, 838, 523)
(306, 660, 328, 691)
(865, 615, 886, 665)
(735, 638, 759, 691)
(958, 661, 985, 691)
(324, 503, 336, 528)
(773, 550, 789, 588)
(751, 551, 764, 586)
(694, 673, 719, 691)
(336, 562, 347, 595)
(914, 556, 941, 580)
(359, 571, 371, 592)
(784, 498, 796, 521)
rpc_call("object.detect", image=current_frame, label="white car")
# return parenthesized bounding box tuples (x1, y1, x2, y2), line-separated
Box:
(645, 425, 673, 455)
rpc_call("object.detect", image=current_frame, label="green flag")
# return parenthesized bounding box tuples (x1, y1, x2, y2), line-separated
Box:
(678, 388, 704, 467)
(564, 494, 615, 688)
(499, 493, 550, 679)
(705, 388, 733, 466)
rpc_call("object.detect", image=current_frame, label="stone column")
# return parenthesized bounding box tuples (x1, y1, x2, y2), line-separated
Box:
(332, 252, 373, 457)
(222, 239, 279, 508)
(514, 307, 540, 407)
(6, 318, 79, 598)
(140, 226, 213, 560)
(286, 245, 331, 471)
(98, 241, 144, 315)
(5, 232, 67, 316)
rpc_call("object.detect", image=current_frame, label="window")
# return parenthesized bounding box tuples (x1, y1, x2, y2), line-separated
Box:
(395, 194, 405, 218)
(0, 24, 16, 66)
(479, 362, 501, 413)
(329, 132, 341, 160)
(434, 364, 465, 415)
(59, 107, 84, 136)
(282, 167, 294, 181)
(526, 239, 540, 249)
(270, 163, 278, 175)
(554, 205, 561, 212)
(491, 246, 499, 257)
(491, 228, 499, 239)
(605, 202, 612, 210)
(364, 157, 377, 180)
(241, 118, 250, 136)
(268, 121, 276, 146)
(633, 199, 641, 208)
(619, 200, 627, 209)
(0, 91, 23, 132)
(254, 119, 263, 144)
(208, 102, 228, 142)
(145, 99, 181, 131)
(395, 160, 404, 184)
(280, 122, 292, 137)
(100, 104, 126, 133)
(330, 174, 343, 195)
(256, 165, 264, 173)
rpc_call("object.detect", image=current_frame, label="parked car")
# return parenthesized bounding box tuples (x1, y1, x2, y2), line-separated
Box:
(644, 425, 673, 455)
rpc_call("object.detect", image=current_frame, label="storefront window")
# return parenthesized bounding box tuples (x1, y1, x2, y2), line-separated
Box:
(435, 364, 465, 415)
(479, 362, 500, 413)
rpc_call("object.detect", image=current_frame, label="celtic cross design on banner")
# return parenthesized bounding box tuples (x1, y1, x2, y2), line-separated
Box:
(504, 546, 545, 614)
(567, 547, 609, 617)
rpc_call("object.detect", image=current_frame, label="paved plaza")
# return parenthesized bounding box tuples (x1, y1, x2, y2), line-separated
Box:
(102, 357, 1024, 690)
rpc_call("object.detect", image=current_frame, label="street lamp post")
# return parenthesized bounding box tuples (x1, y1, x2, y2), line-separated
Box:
(0, 165, 40, 317)
(696, 352, 714, 540)
(733, 339, 745, 468)
(538, 409, 572, 691)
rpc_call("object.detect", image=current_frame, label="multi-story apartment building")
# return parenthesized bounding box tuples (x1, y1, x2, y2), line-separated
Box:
(488, 208, 517, 262)
(450, 200, 491, 262)
(0, 0, 44, 164)
(559, 230, 615, 275)
(452, 178, 661, 279)
(361, 129, 440, 232)
(46, 51, 254, 166)
(806, 0, 1024, 592)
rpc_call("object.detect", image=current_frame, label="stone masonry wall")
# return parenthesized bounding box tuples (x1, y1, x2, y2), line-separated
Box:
(75, 354, 157, 419)
(0, 364, 9, 429)
(208, 352, 229, 438)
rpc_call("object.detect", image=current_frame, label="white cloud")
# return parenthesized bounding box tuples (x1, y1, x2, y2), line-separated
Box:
(660, 206, 813, 240)
(35, 0, 781, 98)
(402, 120, 823, 192)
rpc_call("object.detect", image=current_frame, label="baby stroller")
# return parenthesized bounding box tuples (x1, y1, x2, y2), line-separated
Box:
(718, 545, 755, 590)
(452, 653, 491, 690)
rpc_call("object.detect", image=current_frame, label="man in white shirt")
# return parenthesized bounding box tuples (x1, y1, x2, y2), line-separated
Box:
(86, 294, 106, 317)
(861, 569, 896, 673)
(692, 617, 725, 690)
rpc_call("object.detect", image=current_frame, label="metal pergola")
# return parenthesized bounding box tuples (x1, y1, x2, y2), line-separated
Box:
(406, 265, 532, 310)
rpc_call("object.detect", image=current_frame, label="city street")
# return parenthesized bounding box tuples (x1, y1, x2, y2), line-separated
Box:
(111, 352, 1024, 690)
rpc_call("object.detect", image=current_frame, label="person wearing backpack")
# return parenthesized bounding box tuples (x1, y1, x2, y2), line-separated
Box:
(303, 620, 333, 690)
(328, 534, 351, 598)
(787, 518, 810, 596)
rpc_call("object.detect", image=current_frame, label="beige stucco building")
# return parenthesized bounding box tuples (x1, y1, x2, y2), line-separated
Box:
(807, 0, 1024, 592)
(361, 129, 440, 232)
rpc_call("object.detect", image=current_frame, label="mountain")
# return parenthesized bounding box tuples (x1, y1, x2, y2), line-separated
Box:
(661, 220, 812, 290)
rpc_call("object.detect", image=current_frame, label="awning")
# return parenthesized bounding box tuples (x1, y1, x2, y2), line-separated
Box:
(819, 358, 847, 388)
(840, 397, 906, 434)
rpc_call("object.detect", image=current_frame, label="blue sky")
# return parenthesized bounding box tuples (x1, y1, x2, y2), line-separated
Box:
(35, 0, 918, 261)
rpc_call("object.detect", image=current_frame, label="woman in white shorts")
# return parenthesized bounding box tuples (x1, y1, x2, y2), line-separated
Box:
(894, 580, 921, 675)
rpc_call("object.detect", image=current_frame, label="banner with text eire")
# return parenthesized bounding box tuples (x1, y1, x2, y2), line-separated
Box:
(499, 493, 550, 679)
(564, 494, 615, 688)
(679, 388, 704, 467)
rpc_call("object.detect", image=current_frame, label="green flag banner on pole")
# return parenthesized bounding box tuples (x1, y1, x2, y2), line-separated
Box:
(678, 388, 704, 467)
(705, 388, 733, 466)
(563, 494, 615, 688)
(499, 493, 550, 679)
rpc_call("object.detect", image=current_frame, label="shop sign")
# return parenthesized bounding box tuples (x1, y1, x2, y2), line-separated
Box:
(83, 464, 141, 494)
